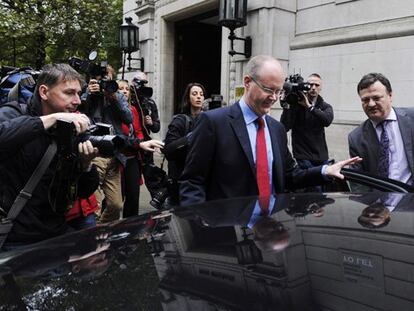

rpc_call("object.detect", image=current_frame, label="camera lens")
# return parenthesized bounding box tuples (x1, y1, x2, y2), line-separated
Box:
(86, 135, 125, 157)
(105, 80, 119, 93)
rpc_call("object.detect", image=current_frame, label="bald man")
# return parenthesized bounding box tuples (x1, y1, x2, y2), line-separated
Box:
(180, 55, 360, 205)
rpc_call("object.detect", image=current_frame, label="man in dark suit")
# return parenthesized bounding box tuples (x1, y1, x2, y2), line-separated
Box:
(180, 55, 360, 205)
(348, 73, 414, 184)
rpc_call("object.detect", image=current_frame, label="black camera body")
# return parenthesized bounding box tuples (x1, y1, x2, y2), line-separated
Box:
(68, 56, 106, 78)
(96, 79, 119, 94)
(68, 52, 118, 94)
(281, 74, 311, 107)
(203, 94, 223, 111)
(139, 98, 152, 117)
(130, 78, 153, 116)
(55, 119, 126, 159)
(150, 178, 175, 210)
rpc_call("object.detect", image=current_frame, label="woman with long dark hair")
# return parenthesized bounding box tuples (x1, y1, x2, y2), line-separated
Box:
(164, 82, 206, 205)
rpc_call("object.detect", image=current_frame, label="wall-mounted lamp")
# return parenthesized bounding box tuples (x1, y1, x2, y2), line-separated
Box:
(218, 0, 252, 58)
(119, 17, 144, 79)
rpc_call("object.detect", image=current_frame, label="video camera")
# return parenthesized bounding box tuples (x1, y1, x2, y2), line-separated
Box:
(130, 77, 154, 116)
(68, 51, 118, 94)
(202, 94, 223, 111)
(280, 74, 311, 108)
(55, 119, 126, 159)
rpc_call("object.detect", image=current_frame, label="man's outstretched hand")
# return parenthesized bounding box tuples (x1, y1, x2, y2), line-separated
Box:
(139, 139, 164, 152)
(325, 156, 363, 179)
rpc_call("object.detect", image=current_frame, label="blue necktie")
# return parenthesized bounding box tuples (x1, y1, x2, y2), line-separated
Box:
(377, 120, 389, 178)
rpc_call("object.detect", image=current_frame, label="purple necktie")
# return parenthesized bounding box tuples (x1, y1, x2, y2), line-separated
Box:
(377, 120, 389, 178)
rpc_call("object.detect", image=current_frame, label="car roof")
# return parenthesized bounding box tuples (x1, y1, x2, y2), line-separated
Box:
(1, 193, 414, 310)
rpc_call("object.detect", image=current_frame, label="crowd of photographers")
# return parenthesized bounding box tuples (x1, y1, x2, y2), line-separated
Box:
(0, 59, 167, 250)
(0, 52, 336, 250)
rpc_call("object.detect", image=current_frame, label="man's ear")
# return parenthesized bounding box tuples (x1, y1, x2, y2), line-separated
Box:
(38, 85, 49, 101)
(243, 75, 251, 89)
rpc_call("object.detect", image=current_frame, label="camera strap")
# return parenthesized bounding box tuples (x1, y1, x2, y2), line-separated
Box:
(0, 141, 57, 249)
(183, 114, 192, 134)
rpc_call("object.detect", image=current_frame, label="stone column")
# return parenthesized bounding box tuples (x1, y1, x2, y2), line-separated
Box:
(134, 0, 156, 85)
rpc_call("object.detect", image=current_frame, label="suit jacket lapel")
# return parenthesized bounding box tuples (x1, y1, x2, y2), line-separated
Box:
(266, 116, 283, 188)
(229, 103, 256, 177)
(363, 121, 380, 172)
(396, 108, 414, 174)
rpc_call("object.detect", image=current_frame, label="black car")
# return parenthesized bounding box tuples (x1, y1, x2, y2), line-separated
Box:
(1, 170, 414, 311)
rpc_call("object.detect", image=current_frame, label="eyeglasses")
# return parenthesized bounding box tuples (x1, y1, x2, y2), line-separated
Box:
(309, 83, 320, 87)
(250, 76, 282, 97)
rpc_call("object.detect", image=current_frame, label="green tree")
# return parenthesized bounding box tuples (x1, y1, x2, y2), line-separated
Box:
(0, 0, 123, 71)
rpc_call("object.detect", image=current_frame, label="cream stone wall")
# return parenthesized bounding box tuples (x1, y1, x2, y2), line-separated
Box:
(123, 0, 414, 156)
(290, 0, 414, 159)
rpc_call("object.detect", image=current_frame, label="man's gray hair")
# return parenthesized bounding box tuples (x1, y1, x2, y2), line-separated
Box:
(245, 55, 277, 79)
(35, 63, 83, 94)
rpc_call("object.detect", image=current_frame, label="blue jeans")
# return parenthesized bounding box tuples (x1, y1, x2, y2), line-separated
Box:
(67, 214, 96, 231)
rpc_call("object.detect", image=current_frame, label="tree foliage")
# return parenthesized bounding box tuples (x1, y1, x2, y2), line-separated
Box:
(0, 0, 123, 71)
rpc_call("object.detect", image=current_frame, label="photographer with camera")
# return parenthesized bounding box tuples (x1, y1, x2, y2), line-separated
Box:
(0, 63, 99, 249)
(280, 73, 333, 191)
(130, 71, 160, 137)
(129, 72, 163, 200)
(118, 80, 164, 218)
(80, 65, 133, 224)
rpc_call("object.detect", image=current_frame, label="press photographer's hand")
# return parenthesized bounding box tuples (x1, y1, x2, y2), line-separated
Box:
(297, 91, 311, 108)
(41, 113, 90, 133)
(88, 79, 100, 94)
(78, 140, 99, 171)
(144, 115, 153, 126)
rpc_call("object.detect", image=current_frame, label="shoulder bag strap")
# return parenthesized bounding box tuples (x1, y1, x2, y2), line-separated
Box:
(0, 141, 57, 249)
(184, 114, 192, 133)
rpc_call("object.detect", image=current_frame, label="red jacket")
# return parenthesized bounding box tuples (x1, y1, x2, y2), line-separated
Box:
(65, 195, 98, 222)
(64, 111, 99, 222)
(122, 105, 144, 142)
(121, 105, 145, 185)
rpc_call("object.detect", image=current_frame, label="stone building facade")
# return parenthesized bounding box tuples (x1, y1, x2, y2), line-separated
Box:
(123, 0, 414, 160)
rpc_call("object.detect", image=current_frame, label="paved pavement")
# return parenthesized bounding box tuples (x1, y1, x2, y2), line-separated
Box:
(139, 183, 157, 215)
(138, 152, 164, 215)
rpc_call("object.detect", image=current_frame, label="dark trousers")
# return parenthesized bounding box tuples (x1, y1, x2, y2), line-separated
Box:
(123, 157, 141, 218)
(297, 159, 328, 193)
